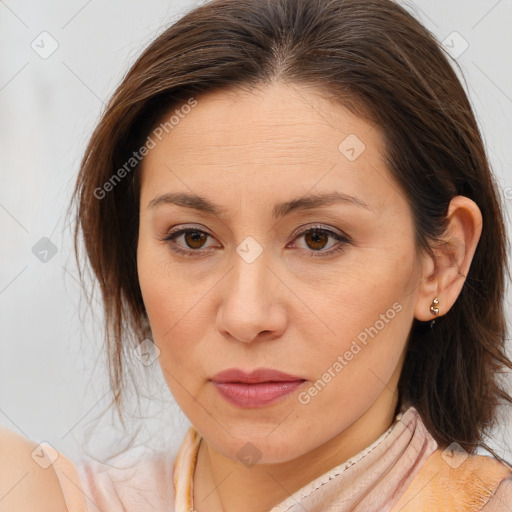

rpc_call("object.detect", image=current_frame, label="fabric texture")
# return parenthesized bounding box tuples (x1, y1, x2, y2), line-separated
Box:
(50, 404, 512, 511)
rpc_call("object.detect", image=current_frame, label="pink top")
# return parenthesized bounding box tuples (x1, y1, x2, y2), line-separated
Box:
(49, 404, 512, 511)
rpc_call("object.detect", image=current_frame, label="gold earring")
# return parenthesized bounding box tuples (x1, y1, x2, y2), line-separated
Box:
(430, 297, 440, 317)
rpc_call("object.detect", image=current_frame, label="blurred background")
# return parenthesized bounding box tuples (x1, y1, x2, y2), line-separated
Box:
(1, 0, 511, 465)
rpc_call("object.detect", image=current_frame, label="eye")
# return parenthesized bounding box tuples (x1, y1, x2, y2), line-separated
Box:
(162, 225, 217, 257)
(161, 224, 351, 258)
(289, 225, 351, 258)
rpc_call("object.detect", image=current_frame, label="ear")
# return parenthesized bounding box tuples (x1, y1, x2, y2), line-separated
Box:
(414, 196, 483, 321)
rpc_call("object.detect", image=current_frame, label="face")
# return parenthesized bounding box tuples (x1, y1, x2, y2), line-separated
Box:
(137, 82, 423, 464)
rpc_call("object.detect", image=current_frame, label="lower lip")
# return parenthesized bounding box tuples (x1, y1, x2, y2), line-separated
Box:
(212, 380, 305, 408)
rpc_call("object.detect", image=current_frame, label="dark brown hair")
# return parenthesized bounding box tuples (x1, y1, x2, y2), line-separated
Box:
(69, 0, 512, 461)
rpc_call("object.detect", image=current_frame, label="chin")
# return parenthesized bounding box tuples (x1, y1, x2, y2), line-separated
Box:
(204, 424, 310, 465)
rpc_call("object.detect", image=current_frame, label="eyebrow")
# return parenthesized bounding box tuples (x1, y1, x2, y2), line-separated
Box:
(147, 191, 372, 219)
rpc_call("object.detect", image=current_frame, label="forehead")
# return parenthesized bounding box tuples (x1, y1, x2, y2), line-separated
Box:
(138, 82, 394, 212)
(148, 83, 381, 161)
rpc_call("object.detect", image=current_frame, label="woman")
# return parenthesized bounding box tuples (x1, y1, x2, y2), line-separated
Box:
(1, 0, 511, 510)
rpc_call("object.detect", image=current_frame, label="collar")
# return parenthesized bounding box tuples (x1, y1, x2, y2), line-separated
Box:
(173, 404, 438, 512)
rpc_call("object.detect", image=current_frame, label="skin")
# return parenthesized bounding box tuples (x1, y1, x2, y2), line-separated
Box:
(0, 428, 68, 512)
(136, 82, 482, 512)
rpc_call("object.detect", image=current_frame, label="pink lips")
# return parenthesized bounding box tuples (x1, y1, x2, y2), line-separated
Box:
(210, 368, 306, 408)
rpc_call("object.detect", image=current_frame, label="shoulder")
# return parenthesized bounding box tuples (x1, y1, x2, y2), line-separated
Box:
(0, 426, 68, 512)
(481, 474, 512, 511)
(393, 447, 512, 511)
(77, 444, 179, 511)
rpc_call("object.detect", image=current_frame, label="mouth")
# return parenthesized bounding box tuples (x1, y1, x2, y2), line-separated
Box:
(210, 368, 306, 408)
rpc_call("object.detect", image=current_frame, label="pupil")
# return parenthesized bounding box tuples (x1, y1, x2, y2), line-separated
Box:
(186, 231, 205, 248)
(307, 230, 326, 250)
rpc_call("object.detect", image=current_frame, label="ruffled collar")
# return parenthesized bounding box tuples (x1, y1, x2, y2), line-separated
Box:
(173, 404, 438, 512)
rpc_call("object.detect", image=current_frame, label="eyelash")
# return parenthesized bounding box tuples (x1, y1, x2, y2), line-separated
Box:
(162, 224, 351, 259)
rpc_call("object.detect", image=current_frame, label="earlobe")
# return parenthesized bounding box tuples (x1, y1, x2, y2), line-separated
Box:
(413, 249, 440, 322)
(429, 297, 440, 317)
(413, 195, 483, 322)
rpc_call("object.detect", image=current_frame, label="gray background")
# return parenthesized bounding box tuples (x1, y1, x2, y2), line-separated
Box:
(1, 0, 511, 464)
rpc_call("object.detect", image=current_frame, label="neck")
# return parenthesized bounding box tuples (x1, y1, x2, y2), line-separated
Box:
(192, 391, 400, 512)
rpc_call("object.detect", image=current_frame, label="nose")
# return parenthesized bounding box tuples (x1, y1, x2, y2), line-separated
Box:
(215, 250, 287, 344)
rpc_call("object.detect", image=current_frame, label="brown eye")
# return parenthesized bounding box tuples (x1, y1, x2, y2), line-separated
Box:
(183, 230, 208, 249)
(303, 229, 329, 251)
(163, 227, 217, 257)
(291, 225, 351, 259)
(164, 224, 350, 259)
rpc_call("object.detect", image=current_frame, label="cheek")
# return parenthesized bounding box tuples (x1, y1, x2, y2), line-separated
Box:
(137, 236, 212, 385)
(137, 257, 203, 408)
(138, 231, 191, 328)
(302, 247, 416, 390)
(296, 293, 413, 433)
(137, 238, 184, 352)
(309, 245, 415, 339)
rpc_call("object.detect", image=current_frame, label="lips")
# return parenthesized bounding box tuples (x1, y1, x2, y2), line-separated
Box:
(210, 368, 306, 408)
(210, 367, 305, 384)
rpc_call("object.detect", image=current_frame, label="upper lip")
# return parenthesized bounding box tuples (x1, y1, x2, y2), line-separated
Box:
(210, 368, 305, 384)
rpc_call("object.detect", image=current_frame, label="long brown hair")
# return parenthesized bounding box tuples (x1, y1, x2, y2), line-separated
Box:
(69, 0, 512, 461)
